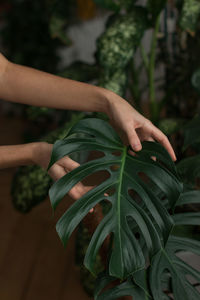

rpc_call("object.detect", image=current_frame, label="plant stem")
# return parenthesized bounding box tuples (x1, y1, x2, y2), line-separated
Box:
(149, 14, 161, 124)
(140, 44, 149, 74)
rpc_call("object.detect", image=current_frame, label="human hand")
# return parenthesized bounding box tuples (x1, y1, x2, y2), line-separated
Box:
(106, 91, 177, 161)
(32, 142, 93, 200)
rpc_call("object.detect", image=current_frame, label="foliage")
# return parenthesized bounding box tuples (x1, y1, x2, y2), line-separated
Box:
(49, 118, 200, 299)
(3, 0, 200, 298)
(179, 0, 200, 34)
(147, 0, 167, 22)
(96, 6, 148, 96)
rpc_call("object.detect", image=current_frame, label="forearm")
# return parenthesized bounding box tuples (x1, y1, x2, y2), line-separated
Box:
(0, 54, 110, 114)
(0, 143, 41, 169)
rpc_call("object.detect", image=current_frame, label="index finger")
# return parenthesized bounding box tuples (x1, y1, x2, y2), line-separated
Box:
(151, 126, 177, 161)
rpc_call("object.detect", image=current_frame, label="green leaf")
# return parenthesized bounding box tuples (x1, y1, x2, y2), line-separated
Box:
(149, 235, 200, 299)
(173, 212, 200, 226)
(179, 0, 200, 33)
(49, 118, 181, 279)
(97, 7, 148, 74)
(95, 273, 150, 300)
(176, 190, 200, 206)
(147, 0, 167, 21)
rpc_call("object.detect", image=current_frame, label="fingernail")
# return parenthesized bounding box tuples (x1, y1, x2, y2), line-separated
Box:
(133, 144, 142, 151)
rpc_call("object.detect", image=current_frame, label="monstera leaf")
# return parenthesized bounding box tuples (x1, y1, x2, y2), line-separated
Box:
(94, 272, 151, 300)
(49, 118, 182, 279)
(149, 189, 200, 299)
(149, 235, 200, 300)
(94, 190, 200, 299)
(173, 189, 200, 227)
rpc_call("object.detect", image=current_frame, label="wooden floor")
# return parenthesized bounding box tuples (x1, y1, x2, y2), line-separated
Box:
(0, 116, 92, 300)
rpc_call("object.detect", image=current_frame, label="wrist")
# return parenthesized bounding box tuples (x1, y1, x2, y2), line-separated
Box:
(98, 87, 116, 116)
(31, 142, 53, 169)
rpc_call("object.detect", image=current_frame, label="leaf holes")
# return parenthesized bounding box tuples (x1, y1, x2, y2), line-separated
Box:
(110, 164, 120, 172)
(138, 172, 150, 183)
(82, 170, 110, 186)
(112, 151, 122, 157)
(105, 188, 116, 196)
(87, 150, 105, 161)
(128, 189, 142, 205)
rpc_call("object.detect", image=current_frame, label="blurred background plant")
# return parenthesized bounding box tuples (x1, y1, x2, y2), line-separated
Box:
(0, 0, 200, 298)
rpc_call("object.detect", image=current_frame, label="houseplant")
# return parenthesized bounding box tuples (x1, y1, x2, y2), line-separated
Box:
(48, 117, 200, 299)
(1, 0, 199, 298)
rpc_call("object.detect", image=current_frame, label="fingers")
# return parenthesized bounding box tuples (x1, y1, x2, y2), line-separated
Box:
(58, 156, 80, 171)
(126, 126, 142, 152)
(48, 164, 66, 181)
(126, 121, 176, 162)
(151, 126, 177, 161)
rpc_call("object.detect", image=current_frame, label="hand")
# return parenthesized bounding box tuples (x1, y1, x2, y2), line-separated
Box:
(106, 91, 177, 161)
(32, 142, 93, 200)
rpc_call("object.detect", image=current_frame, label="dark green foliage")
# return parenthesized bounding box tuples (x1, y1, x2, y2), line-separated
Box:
(49, 118, 200, 299)
(96, 7, 148, 75)
(96, 6, 148, 97)
(147, 0, 167, 22)
(49, 118, 182, 279)
(11, 165, 52, 213)
(149, 235, 200, 299)
(99, 69, 127, 96)
(95, 273, 150, 300)
(179, 0, 200, 33)
(11, 113, 84, 213)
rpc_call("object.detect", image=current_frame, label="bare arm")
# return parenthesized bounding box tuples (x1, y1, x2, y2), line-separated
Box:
(0, 141, 93, 200)
(0, 143, 37, 169)
(0, 53, 176, 160)
(0, 53, 108, 113)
